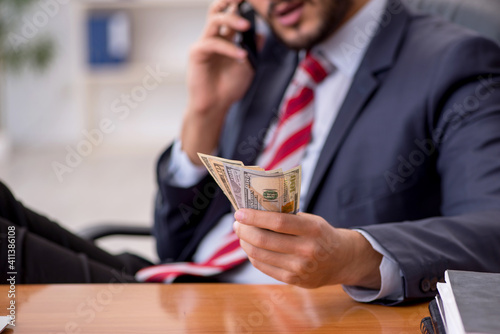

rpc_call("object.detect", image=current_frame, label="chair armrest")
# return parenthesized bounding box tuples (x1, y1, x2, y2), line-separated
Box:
(78, 223, 152, 242)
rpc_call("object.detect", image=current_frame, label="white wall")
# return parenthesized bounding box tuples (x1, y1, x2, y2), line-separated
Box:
(3, 1, 209, 149)
(4, 0, 84, 147)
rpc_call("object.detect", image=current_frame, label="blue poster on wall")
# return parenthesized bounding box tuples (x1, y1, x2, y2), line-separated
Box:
(87, 11, 131, 66)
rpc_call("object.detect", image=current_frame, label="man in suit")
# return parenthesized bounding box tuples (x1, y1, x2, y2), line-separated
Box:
(153, 0, 500, 304)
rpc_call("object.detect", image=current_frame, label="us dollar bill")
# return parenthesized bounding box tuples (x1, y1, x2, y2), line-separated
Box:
(197, 153, 243, 210)
(222, 162, 245, 209)
(241, 166, 301, 213)
(198, 153, 301, 214)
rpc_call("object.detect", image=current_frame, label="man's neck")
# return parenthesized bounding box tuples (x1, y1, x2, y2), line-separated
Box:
(311, 0, 387, 77)
(332, 0, 372, 40)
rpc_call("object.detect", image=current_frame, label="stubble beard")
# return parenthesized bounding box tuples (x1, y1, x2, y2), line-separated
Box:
(266, 0, 354, 50)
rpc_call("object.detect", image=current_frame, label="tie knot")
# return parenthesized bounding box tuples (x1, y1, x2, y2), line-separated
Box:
(299, 52, 334, 84)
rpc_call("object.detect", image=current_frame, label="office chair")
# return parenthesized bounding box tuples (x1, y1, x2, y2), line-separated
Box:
(78, 0, 500, 243)
(78, 223, 152, 241)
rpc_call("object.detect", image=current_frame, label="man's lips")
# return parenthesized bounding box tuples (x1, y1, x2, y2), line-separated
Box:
(272, 1, 305, 27)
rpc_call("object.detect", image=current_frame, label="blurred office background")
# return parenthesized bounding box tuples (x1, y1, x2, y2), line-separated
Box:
(0, 0, 211, 262)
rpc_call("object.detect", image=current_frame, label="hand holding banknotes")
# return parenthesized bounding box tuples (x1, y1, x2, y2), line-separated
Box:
(233, 210, 383, 289)
(199, 153, 383, 290)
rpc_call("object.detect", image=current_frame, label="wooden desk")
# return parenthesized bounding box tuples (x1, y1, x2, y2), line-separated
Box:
(1, 284, 428, 333)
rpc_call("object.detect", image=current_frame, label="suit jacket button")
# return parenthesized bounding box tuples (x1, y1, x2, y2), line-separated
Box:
(430, 277, 438, 292)
(420, 279, 431, 292)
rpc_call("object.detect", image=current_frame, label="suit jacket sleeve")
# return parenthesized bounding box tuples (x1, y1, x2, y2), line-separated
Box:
(153, 144, 221, 262)
(362, 36, 500, 303)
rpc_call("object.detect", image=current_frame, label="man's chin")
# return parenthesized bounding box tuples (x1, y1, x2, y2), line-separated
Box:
(264, 0, 355, 51)
(273, 29, 320, 51)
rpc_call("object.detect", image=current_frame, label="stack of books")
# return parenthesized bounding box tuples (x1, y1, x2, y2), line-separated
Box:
(420, 270, 500, 334)
(0, 316, 10, 333)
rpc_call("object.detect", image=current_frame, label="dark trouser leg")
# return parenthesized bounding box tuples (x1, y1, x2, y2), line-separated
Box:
(0, 218, 138, 283)
(0, 181, 151, 283)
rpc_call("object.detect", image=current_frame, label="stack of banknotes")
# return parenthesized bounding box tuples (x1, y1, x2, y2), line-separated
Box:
(198, 153, 301, 214)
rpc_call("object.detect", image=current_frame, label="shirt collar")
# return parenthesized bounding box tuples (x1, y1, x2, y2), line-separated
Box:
(312, 0, 388, 77)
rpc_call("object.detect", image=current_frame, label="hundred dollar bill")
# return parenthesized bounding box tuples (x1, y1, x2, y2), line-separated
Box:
(197, 153, 242, 210)
(222, 162, 245, 209)
(241, 166, 301, 213)
(198, 153, 301, 214)
(223, 163, 287, 209)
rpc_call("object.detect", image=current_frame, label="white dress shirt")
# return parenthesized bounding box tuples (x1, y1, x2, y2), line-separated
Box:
(166, 0, 403, 302)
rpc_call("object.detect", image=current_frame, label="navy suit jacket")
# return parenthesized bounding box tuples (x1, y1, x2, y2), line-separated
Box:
(154, 0, 500, 303)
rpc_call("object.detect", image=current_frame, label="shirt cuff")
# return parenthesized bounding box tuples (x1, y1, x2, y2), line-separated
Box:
(166, 140, 208, 188)
(342, 229, 404, 303)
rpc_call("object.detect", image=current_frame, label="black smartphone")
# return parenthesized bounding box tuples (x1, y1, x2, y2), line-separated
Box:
(238, 1, 258, 69)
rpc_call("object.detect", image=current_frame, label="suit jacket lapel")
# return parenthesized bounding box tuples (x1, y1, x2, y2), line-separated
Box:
(305, 0, 411, 210)
(230, 34, 298, 164)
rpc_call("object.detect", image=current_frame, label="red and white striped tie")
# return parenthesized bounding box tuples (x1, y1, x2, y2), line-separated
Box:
(258, 52, 334, 171)
(136, 52, 333, 283)
(136, 232, 246, 283)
